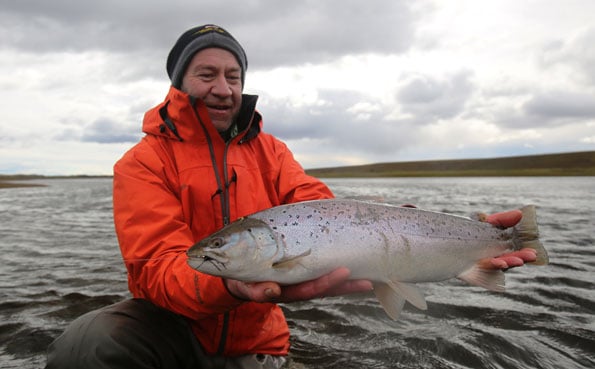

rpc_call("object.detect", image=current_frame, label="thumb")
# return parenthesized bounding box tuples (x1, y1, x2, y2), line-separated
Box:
(225, 279, 282, 302)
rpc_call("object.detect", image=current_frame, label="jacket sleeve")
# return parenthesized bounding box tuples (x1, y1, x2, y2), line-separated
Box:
(113, 139, 243, 319)
(272, 137, 335, 204)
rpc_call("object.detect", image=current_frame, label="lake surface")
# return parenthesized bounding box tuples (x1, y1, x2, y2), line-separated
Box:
(1, 177, 593, 368)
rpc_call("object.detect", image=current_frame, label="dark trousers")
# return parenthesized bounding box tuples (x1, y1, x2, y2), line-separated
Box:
(45, 298, 286, 369)
(45, 299, 206, 369)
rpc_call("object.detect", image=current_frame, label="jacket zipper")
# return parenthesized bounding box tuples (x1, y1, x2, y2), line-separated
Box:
(216, 141, 233, 355)
(189, 97, 235, 355)
(188, 96, 256, 356)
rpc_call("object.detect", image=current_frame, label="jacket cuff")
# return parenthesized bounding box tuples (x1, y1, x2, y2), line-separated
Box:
(212, 277, 246, 308)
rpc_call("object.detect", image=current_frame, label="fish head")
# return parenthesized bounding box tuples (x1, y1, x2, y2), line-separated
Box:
(186, 217, 282, 281)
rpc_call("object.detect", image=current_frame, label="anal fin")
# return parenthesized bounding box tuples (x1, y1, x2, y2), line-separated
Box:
(373, 281, 427, 320)
(458, 264, 505, 292)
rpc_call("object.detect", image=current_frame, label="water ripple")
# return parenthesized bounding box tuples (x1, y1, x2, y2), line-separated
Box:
(1, 177, 594, 368)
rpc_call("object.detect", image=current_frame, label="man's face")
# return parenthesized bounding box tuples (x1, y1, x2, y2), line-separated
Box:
(181, 48, 242, 132)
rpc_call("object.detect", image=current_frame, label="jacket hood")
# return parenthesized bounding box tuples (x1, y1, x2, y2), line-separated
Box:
(142, 86, 261, 144)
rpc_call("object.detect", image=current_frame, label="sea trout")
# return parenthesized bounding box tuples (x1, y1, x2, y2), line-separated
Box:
(186, 199, 548, 320)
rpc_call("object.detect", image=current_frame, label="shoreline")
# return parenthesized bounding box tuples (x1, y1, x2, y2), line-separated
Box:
(1, 173, 592, 190)
(0, 182, 47, 189)
(306, 151, 595, 178)
(0, 175, 112, 189)
(2, 151, 593, 188)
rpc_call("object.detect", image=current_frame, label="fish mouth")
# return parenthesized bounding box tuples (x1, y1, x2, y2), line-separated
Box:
(193, 253, 228, 272)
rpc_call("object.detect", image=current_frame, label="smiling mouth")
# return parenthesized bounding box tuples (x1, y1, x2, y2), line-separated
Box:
(207, 104, 231, 111)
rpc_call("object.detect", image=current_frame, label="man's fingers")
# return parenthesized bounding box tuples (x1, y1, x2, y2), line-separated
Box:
(228, 268, 374, 303)
(280, 267, 352, 301)
(324, 279, 374, 297)
(485, 209, 522, 228)
(485, 248, 538, 271)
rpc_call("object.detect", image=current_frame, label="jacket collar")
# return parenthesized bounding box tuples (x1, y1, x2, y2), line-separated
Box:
(142, 86, 261, 144)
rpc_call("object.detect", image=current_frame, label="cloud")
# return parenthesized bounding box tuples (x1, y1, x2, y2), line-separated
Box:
(80, 118, 141, 144)
(260, 89, 423, 162)
(2, 1, 595, 175)
(539, 26, 595, 85)
(0, 0, 415, 70)
(523, 90, 595, 120)
(238, 1, 415, 68)
(395, 70, 475, 122)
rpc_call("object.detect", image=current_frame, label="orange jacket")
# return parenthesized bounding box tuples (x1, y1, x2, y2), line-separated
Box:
(113, 86, 333, 356)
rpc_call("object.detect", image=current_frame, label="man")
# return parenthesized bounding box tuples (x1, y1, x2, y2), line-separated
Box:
(46, 24, 537, 369)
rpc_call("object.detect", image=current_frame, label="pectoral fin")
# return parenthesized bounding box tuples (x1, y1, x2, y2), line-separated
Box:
(373, 281, 427, 320)
(271, 249, 311, 270)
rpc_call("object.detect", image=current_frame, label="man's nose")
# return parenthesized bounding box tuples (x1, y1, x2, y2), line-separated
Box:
(211, 75, 232, 96)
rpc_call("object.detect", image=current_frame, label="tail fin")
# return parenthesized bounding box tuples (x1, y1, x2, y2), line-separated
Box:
(516, 205, 549, 265)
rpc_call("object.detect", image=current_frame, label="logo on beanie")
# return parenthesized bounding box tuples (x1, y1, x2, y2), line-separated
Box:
(194, 25, 228, 36)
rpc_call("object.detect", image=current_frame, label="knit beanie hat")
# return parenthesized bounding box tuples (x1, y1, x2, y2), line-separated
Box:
(166, 24, 248, 88)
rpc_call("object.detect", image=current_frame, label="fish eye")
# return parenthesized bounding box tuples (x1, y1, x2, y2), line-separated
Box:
(210, 238, 224, 248)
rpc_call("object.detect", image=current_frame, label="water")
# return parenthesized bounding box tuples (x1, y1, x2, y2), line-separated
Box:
(1, 177, 593, 368)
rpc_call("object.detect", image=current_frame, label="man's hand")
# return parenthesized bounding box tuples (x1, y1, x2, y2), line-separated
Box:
(482, 209, 538, 270)
(225, 267, 373, 303)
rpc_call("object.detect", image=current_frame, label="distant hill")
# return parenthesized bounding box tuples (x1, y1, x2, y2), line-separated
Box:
(0, 174, 111, 189)
(2, 152, 594, 189)
(305, 151, 595, 178)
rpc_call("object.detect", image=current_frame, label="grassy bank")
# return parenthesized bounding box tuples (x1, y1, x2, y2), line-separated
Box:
(2, 151, 593, 188)
(0, 182, 46, 189)
(0, 174, 111, 189)
(306, 151, 595, 178)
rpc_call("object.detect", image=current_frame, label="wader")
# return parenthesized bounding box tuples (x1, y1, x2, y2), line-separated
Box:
(45, 298, 286, 369)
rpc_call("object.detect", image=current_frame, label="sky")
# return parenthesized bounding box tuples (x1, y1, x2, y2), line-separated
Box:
(1, 0, 594, 175)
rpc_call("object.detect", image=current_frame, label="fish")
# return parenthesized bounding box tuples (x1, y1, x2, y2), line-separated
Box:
(186, 199, 548, 320)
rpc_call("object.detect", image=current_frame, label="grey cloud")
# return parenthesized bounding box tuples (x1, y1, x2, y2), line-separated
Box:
(538, 26, 595, 85)
(261, 90, 367, 140)
(1, 0, 416, 71)
(396, 71, 475, 121)
(239, 1, 415, 68)
(260, 89, 421, 158)
(488, 89, 595, 130)
(523, 91, 595, 120)
(80, 118, 140, 143)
